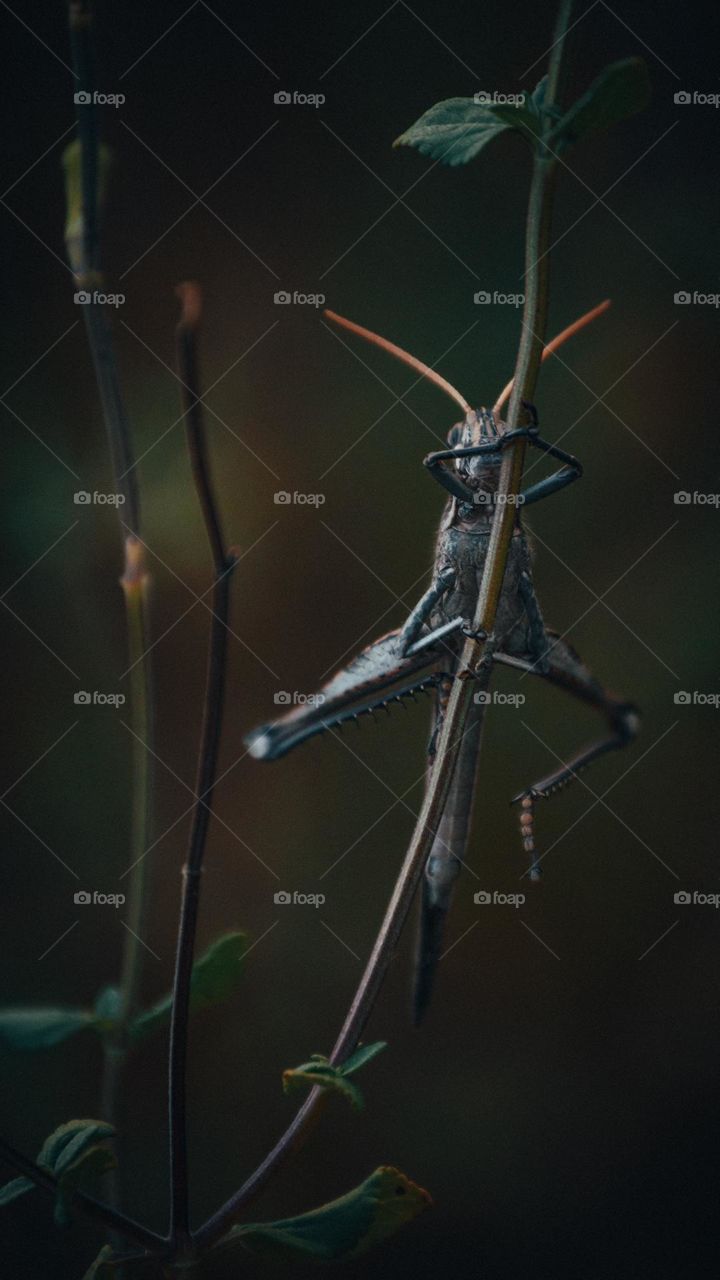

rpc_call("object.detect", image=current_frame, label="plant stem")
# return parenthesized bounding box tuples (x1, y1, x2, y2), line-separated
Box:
(0, 1137, 165, 1253)
(66, 0, 155, 1202)
(195, 0, 576, 1250)
(168, 284, 237, 1252)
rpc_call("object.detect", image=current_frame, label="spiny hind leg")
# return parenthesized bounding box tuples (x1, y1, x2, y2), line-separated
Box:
(496, 636, 640, 878)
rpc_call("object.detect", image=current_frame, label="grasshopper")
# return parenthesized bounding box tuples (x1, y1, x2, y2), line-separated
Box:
(247, 304, 640, 1021)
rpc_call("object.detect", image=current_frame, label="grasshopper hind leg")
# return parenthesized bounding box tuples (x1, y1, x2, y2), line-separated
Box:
(497, 635, 640, 877)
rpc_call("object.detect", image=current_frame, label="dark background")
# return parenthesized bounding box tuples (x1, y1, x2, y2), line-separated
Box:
(2, 2, 719, 1277)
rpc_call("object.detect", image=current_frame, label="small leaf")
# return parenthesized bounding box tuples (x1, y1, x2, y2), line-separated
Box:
(129, 932, 247, 1041)
(0, 1176, 35, 1207)
(282, 1042, 386, 1110)
(530, 74, 549, 114)
(394, 97, 519, 167)
(81, 1248, 161, 1279)
(341, 1041, 387, 1076)
(283, 1061, 363, 1110)
(92, 986, 123, 1032)
(215, 1166, 431, 1262)
(37, 1119, 114, 1176)
(0, 1007, 92, 1049)
(54, 1145, 116, 1227)
(82, 1246, 117, 1279)
(551, 58, 651, 149)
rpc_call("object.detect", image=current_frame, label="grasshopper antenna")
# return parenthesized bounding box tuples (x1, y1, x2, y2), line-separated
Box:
(324, 309, 472, 414)
(493, 299, 611, 416)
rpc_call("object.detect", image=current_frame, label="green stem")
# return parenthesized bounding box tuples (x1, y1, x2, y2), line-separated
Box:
(66, 0, 154, 1200)
(195, 0, 576, 1251)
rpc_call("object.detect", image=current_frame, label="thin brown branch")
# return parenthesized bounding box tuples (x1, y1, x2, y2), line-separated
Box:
(168, 283, 237, 1251)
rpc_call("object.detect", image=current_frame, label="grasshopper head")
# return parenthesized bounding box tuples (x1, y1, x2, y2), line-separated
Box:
(447, 408, 506, 499)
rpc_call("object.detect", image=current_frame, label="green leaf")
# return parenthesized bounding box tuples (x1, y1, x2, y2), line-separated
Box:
(530, 74, 549, 114)
(341, 1041, 387, 1076)
(92, 986, 123, 1032)
(32, 1120, 115, 1227)
(282, 1042, 386, 1111)
(0, 1007, 93, 1049)
(0, 1176, 35, 1207)
(37, 1119, 114, 1176)
(129, 932, 247, 1041)
(283, 1058, 363, 1110)
(551, 58, 651, 149)
(82, 1246, 117, 1279)
(215, 1166, 431, 1262)
(81, 1247, 161, 1279)
(54, 1145, 116, 1227)
(394, 97, 522, 167)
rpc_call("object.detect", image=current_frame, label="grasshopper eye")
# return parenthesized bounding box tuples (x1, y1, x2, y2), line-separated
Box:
(446, 423, 463, 447)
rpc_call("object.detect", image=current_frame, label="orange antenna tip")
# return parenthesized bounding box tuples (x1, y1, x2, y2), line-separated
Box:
(493, 299, 611, 415)
(324, 309, 472, 415)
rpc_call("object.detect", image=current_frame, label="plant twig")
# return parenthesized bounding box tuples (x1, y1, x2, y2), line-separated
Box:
(195, 0, 577, 1249)
(168, 284, 237, 1253)
(65, 0, 155, 1177)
